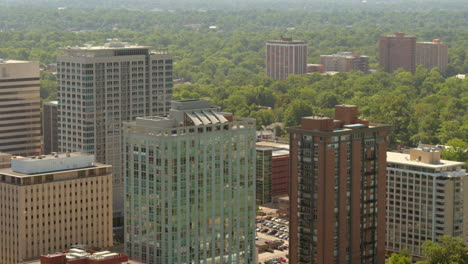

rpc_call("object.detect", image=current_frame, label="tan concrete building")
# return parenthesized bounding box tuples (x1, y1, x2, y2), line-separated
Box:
(0, 153, 113, 264)
(42, 101, 58, 154)
(386, 146, 467, 258)
(416, 39, 448, 74)
(0, 59, 41, 156)
(266, 37, 307, 80)
(0, 152, 12, 168)
(57, 42, 173, 225)
(320, 52, 369, 73)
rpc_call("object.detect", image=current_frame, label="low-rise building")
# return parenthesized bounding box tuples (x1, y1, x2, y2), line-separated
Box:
(0, 153, 113, 264)
(256, 142, 290, 205)
(20, 248, 142, 264)
(386, 145, 468, 258)
(320, 52, 369, 73)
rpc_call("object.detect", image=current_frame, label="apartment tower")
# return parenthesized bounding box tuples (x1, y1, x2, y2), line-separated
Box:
(0, 59, 41, 156)
(57, 42, 173, 225)
(266, 37, 307, 80)
(416, 39, 448, 74)
(379, 33, 416, 73)
(386, 146, 467, 258)
(123, 99, 256, 264)
(0, 153, 113, 264)
(42, 101, 58, 154)
(288, 105, 389, 264)
(320, 52, 369, 73)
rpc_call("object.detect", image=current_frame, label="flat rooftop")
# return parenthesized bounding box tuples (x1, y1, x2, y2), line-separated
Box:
(0, 59, 34, 64)
(387, 152, 464, 169)
(61, 42, 152, 51)
(256, 141, 289, 150)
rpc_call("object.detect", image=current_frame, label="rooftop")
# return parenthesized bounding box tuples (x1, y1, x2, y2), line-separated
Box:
(0, 153, 109, 177)
(0, 59, 34, 64)
(387, 152, 464, 169)
(43, 100, 58, 105)
(20, 248, 143, 264)
(61, 42, 152, 51)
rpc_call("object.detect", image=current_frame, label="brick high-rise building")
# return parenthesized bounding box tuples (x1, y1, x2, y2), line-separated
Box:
(0, 59, 41, 156)
(416, 39, 448, 74)
(288, 105, 389, 264)
(57, 42, 173, 225)
(123, 99, 256, 264)
(379, 32, 416, 73)
(320, 52, 369, 73)
(0, 153, 113, 264)
(266, 37, 307, 80)
(386, 146, 467, 258)
(42, 101, 58, 154)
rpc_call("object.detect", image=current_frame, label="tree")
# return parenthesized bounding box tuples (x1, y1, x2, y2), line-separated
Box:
(422, 235, 468, 264)
(442, 138, 468, 167)
(388, 250, 412, 264)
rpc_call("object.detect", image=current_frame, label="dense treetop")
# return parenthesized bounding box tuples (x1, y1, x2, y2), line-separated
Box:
(0, 7, 466, 157)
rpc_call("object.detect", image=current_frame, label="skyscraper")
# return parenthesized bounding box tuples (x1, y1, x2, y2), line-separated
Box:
(379, 32, 416, 73)
(386, 146, 467, 258)
(288, 105, 389, 264)
(0, 153, 113, 264)
(320, 52, 369, 73)
(0, 59, 41, 156)
(416, 39, 448, 74)
(266, 37, 307, 80)
(123, 99, 256, 264)
(57, 42, 173, 225)
(42, 101, 58, 154)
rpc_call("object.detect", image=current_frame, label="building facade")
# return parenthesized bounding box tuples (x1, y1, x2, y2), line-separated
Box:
(288, 105, 389, 264)
(42, 101, 58, 154)
(379, 33, 416, 73)
(320, 52, 369, 73)
(266, 37, 307, 80)
(0, 59, 41, 156)
(0, 153, 113, 264)
(124, 99, 256, 264)
(416, 39, 448, 74)
(256, 142, 290, 205)
(386, 147, 467, 258)
(57, 42, 173, 225)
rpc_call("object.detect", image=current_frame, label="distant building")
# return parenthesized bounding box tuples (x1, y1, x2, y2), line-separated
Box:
(386, 146, 467, 258)
(0, 152, 12, 168)
(19, 248, 142, 264)
(320, 52, 369, 73)
(42, 101, 58, 154)
(416, 39, 448, 74)
(124, 99, 256, 264)
(0, 153, 113, 264)
(288, 105, 389, 264)
(307, 64, 324, 73)
(256, 142, 290, 205)
(0, 59, 41, 156)
(266, 37, 307, 80)
(379, 32, 416, 73)
(57, 42, 173, 226)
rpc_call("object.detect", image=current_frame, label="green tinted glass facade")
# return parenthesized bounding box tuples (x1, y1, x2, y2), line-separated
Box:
(124, 115, 256, 264)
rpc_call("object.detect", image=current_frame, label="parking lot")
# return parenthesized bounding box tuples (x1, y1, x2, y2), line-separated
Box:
(256, 216, 289, 264)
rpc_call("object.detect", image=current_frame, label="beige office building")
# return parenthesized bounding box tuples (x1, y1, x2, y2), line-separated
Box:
(416, 39, 448, 74)
(0, 153, 113, 264)
(386, 146, 468, 258)
(0, 59, 41, 156)
(42, 101, 58, 154)
(57, 42, 173, 225)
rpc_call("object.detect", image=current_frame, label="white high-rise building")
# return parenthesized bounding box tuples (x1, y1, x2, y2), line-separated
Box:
(57, 42, 173, 225)
(123, 99, 257, 264)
